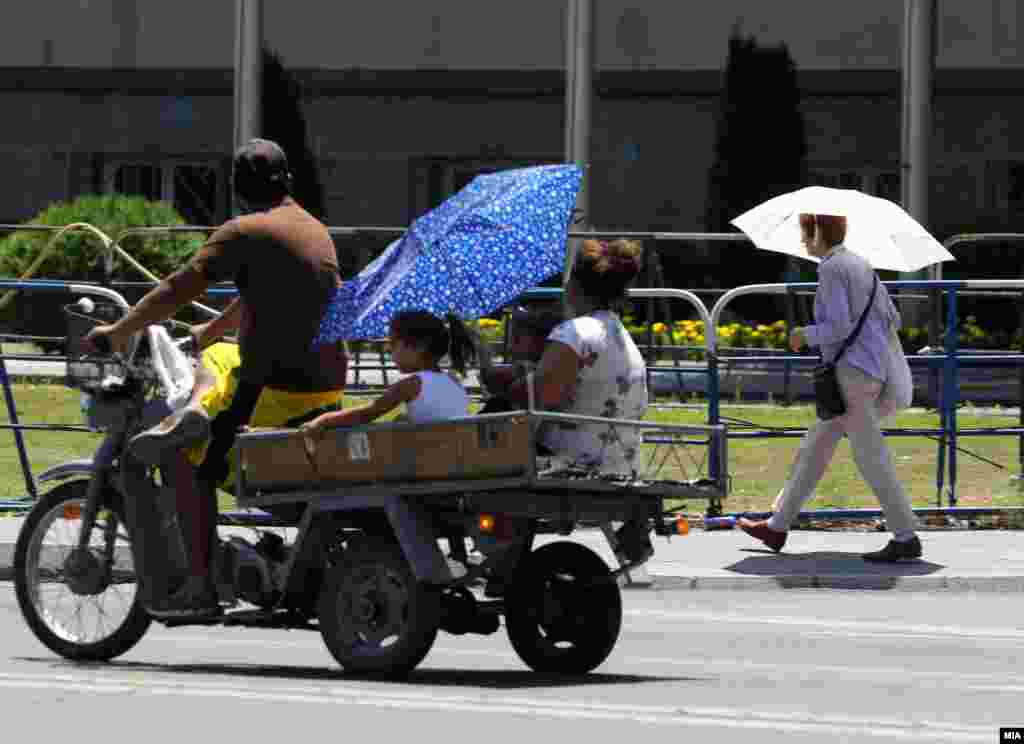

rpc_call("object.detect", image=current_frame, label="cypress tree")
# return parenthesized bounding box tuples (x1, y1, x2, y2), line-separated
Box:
(262, 48, 327, 220)
(705, 31, 807, 317)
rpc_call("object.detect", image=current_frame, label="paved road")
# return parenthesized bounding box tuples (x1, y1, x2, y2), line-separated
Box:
(0, 584, 1019, 742)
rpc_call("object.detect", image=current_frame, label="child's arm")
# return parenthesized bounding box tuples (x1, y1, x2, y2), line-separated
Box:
(301, 375, 422, 434)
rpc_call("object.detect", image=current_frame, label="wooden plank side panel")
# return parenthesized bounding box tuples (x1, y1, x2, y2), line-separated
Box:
(240, 416, 532, 491)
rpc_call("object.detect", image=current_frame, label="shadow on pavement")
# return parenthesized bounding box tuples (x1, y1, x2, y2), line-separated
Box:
(17, 657, 697, 689)
(727, 551, 945, 578)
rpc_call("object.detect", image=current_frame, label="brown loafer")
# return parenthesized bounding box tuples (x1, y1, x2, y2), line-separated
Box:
(738, 517, 787, 553)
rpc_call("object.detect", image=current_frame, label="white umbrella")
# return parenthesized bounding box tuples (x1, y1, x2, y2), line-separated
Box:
(730, 186, 955, 273)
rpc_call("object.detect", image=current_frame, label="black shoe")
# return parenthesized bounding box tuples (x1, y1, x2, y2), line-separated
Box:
(863, 536, 922, 563)
(147, 576, 222, 619)
(130, 405, 210, 465)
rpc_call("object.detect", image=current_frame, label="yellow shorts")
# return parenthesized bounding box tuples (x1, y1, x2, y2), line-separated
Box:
(184, 342, 344, 488)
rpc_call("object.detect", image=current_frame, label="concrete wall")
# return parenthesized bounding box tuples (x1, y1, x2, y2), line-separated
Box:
(4, 82, 1024, 240)
(2, 1, 1021, 71)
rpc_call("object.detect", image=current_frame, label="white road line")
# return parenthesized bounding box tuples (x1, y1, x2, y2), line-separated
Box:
(964, 685, 1024, 694)
(624, 609, 1024, 641)
(0, 672, 991, 741)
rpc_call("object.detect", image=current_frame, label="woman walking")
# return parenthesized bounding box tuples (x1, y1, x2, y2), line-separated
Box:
(738, 213, 920, 562)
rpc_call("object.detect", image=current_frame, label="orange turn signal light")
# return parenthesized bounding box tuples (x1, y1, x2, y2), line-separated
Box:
(676, 516, 690, 536)
(62, 503, 82, 521)
(479, 514, 496, 533)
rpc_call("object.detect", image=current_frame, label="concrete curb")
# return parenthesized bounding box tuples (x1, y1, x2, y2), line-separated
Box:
(2, 542, 1022, 593)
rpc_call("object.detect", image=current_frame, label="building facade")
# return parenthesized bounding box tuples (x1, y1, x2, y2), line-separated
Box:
(1, 1, 1023, 282)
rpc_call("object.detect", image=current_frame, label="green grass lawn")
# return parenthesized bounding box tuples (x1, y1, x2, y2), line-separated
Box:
(1, 383, 1022, 514)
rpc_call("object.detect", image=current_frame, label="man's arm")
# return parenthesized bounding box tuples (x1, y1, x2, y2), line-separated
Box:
(192, 297, 244, 348)
(110, 266, 210, 339)
(83, 221, 242, 353)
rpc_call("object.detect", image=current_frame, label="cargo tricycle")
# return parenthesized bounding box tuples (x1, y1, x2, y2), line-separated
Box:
(14, 286, 727, 676)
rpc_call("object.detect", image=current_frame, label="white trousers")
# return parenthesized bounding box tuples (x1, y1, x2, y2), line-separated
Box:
(768, 332, 917, 539)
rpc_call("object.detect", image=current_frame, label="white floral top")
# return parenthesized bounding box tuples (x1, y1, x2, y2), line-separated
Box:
(540, 310, 648, 474)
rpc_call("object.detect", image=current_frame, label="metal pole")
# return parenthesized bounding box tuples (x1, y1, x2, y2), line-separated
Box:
(233, 0, 263, 152)
(0, 344, 37, 500)
(563, 0, 594, 309)
(899, 0, 937, 324)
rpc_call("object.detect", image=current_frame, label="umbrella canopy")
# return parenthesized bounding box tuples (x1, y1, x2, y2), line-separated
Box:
(730, 186, 955, 273)
(315, 164, 582, 343)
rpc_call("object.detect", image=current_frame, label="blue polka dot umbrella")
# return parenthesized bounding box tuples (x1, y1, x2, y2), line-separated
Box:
(315, 164, 582, 343)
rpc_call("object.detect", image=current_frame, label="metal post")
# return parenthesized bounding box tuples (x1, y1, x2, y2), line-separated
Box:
(233, 0, 263, 152)
(563, 0, 594, 312)
(944, 286, 959, 507)
(0, 343, 37, 500)
(707, 347, 721, 511)
(783, 289, 795, 405)
(1018, 291, 1024, 481)
(899, 0, 937, 325)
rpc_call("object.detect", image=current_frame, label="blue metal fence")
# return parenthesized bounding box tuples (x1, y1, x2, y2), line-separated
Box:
(2, 225, 1023, 519)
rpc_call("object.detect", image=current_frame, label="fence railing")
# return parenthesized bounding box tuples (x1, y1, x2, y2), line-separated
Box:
(706, 278, 1024, 507)
(2, 223, 1023, 516)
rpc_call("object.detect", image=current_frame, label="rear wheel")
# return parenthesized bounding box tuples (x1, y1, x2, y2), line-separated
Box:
(318, 536, 440, 677)
(505, 541, 622, 674)
(14, 480, 152, 661)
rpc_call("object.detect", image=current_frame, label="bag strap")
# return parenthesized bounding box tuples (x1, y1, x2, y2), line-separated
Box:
(831, 273, 879, 365)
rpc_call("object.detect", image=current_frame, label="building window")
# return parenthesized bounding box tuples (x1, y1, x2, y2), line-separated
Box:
(1008, 162, 1024, 213)
(809, 168, 901, 202)
(113, 163, 162, 202)
(410, 156, 560, 220)
(107, 161, 223, 225)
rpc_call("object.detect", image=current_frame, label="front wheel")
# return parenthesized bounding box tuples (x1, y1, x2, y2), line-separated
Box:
(318, 536, 440, 677)
(14, 480, 152, 661)
(505, 541, 622, 674)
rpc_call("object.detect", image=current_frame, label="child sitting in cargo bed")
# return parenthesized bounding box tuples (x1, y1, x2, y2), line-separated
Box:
(301, 310, 476, 434)
(478, 305, 563, 414)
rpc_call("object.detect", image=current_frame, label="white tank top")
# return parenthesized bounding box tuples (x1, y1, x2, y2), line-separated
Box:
(405, 371, 469, 423)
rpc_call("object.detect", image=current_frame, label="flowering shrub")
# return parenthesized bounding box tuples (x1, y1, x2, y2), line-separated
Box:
(623, 318, 790, 359)
(347, 315, 1023, 364)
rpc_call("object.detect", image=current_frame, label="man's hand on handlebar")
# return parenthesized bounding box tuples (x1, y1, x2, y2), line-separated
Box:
(189, 320, 222, 351)
(81, 324, 131, 355)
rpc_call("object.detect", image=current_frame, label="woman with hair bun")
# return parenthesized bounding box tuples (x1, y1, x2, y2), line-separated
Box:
(484, 238, 648, 474)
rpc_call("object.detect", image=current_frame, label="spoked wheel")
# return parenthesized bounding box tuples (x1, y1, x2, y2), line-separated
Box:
(505, 541, 622, 674)
(318, 536, 440, 677)
(14, 480, 151, 661)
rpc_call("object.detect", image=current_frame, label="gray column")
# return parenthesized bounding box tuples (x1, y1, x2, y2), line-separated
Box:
(233, 0, 263, 151)
(900, 0, 937, 280)
(563, 0, 594, 295)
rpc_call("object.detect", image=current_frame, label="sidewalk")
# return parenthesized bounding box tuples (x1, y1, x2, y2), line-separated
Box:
(1, 516, 1021, 592)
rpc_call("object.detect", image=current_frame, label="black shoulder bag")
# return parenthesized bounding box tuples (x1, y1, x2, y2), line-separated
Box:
(812, 274, 878, 420)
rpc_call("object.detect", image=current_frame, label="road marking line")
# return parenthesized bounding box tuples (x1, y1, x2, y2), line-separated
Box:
(624, 609, 1024, 640)
(0, 673, 991, 741)
(964, 685, 1024, 693)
